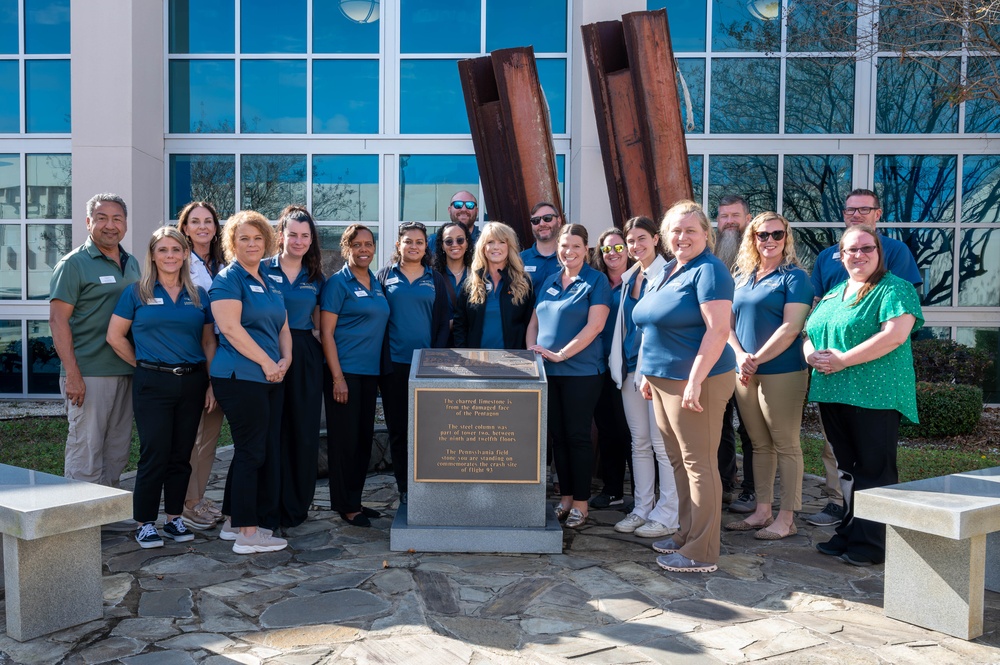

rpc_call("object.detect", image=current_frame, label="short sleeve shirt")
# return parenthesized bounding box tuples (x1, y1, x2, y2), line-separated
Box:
(811, 233, 922, 297)
(260, 256, 324, 331)
(49, 237, 141, 376)
(732, 266, 814, 375)
(320, 265, 390, 375)
(534, 263, 612, 377)
(520, 244, 561, 288)
(633, 248, 736, 381)
(383, 263, 438, 364)
(113, 283, 213, 364)
(805, 272, 924, 422)
(209, 262, 286, 383)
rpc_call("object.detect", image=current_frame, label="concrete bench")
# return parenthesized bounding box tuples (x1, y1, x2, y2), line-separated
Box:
(0, 464, 131, 641)
(853, 466, 1000, 640)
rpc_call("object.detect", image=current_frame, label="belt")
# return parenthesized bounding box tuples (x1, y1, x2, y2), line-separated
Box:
(136, 361, 205, 376)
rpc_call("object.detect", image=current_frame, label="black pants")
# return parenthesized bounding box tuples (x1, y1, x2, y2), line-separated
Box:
(593, 372, 632, 497)
(818, 402, 899, 563)
(325, 372, 379, 513)
(214, 377, 284, 530)
(132, 366, 208, 523)
(549, 373, 604, 502)
(379, 362, 411, 493)
(279, 330, 324, 528)
(718, 396, 754, 492)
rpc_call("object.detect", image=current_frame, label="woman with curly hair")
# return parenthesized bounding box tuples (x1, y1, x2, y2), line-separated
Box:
(432, 221, 473, 312)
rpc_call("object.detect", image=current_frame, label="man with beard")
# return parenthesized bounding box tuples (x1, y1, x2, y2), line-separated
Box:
(520, 201, 563, 287)
(713, 195, 756, 513)
(429, 191, 480, 250)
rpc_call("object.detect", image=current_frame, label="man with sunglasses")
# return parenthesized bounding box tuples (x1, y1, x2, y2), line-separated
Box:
(520, 201, 563, 287)
(448, 191, 480, 246)
(804, 187, 922, 529)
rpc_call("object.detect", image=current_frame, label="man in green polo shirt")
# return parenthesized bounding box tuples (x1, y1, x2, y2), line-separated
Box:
(50, 193, 141, 487)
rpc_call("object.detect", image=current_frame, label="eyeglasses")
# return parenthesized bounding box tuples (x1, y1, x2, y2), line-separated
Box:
(530, 214, 558, 225)
(600, 243, 625, 254)
(451, 201, 477, 210)
(755, 230, 786, 242)
(843, 207, 879, 216)
(844, 245, 877, 255)
(443, 237, 466, 246)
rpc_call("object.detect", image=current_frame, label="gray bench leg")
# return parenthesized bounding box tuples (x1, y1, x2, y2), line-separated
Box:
(883, 525, 985, 640)
(987, 532, 1000, 594)
(3, 527, 104, 641)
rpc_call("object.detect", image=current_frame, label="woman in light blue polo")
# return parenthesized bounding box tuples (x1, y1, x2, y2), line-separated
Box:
(262, 205, 325, 532)
(107, 226, 216, 549)
(376, 222, 451, 505)
(210, 210, 292, 555)
(321, 224, 389, 527)
(527, 224, 611, 529)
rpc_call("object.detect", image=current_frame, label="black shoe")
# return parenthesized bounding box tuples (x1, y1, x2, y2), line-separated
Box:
(806, 502, 845, 527)
(162, 517, 194, 542)
(361, 506, 382, 518)
(338, 511, 371, 527)
(589, 493, 625, 510)
(816, 540, 845, 557)
(399, 491, 408, 505)
(841, 552, 878, 567)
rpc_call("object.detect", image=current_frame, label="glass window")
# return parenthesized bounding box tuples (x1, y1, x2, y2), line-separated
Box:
(711, 0, 780, 52)
(312, 155, 379, 222)
(240, 60, 306, 133)
(710, 59, 779, 133)
(168, 0, 235, 54)
(26, 153, 70, 219)
(0, 319, 20, 393)
(399, 60, 469, 134)
(25, 59, 70, 133)
(240, 154, 306, 219)
(793, 227, 841, 275)
(240, 0, 305, 54)
(398, 154, 479, 222)
(169, 60, 235, 133)
(313, 60, 379, 134)
(787, 2, 855, 52)
(537, 58, 566, 134)
(0, 224, 19, 299)
(648, 0, 706, 52)
(26, 223, 69, 298)
(707, 154, 778, 217)
(314, 0, 379, 54)
(317, 225, 380, 276)
(961, 155, 1000, 224)
(0, 62, 18, 132)
(401, 0, 479, 54)
(958, 229, 999, 307)
(27, 319, 59, 394)
(0, 153, 18, 217)
(169, 154, 236, 219)
(689, 155, 704, 204)
(964, 58, 1000, 133)
(784, 58, 854, 134)
(878, 0, 962, 51)
(956, 327, 999, 403)
(876, 57, 959, 134)
(782, 155, 853, 224)
(875, 154, 956, 223)
(676, 59, 704, 133)
(883, 228, 953, 307)
(24, 0, 70, 54)
(0, 0, 16, 54)
(486, 0, 566, 53)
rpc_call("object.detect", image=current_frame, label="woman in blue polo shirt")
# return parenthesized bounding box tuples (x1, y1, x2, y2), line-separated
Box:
(262, 205, 325, 531)
(107, 226, 215, 549)
(321, 224, 390, 527)
(377, 222, 451, 505)
(725, 212, 813, 540)
(527, 224, 611, 529)
(634, 200, 736, 574)
(210, 210, 292, 555)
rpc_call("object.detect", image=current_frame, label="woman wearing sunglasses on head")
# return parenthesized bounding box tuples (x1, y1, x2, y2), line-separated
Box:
(377, 222, 452, 506)
(453, 222, 534, 350)
(432, 221, 473, 318)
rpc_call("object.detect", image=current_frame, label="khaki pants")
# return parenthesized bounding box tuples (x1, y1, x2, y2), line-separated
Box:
(185, 405, 225, 505)
(61, 375, 133, 488)
(648, 371, 734, 564)
(735, 370, 808, 510)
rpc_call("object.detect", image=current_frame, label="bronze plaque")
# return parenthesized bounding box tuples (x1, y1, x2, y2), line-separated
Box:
(413, 388, 541, 483)
(415, 349, 539, 379)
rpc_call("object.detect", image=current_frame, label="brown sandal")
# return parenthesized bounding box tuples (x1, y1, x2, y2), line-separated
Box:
(724, 516, 774, 532)
(754, 522, 798, 540)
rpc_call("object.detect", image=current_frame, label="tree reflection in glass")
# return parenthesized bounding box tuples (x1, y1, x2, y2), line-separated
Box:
(875, 154, 956, 223)
(784, 58, 854, 134)
(312, 155, 378, 222)
(876, 57, 959, 133)
(710, 58, 779, 133)
(707, 154, 777, 216)
(241, 154, 307, 220)
(782, 155, 852, 225)
(170, 154, 236, 219)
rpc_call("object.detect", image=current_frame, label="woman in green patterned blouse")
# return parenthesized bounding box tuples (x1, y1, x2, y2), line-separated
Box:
(803, 225, 923, 567)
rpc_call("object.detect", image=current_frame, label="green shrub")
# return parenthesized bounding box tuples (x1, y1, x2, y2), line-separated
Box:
(910, 338, 994, 387)
(901, 381, 983, 439)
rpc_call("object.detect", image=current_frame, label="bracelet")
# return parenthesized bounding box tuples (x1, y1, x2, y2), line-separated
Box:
(556, 350, 567, 359)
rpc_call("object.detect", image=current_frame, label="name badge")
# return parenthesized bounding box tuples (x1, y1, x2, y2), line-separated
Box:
(147, 298, 164, 305)
(385, 276, 400, 286)
(267, 274, 283, 283)
(249, 285, 265, 293)
(832, 252, 840, 260)
(100, 275, 116, 284)
(485, 282, 493, 292)
(354, 289, 369, 297)
(525, 265, 537, 273)
(546, 287, 560, 296)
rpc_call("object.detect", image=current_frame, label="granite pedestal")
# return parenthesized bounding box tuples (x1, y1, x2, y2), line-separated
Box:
(0, 464, 132, 640)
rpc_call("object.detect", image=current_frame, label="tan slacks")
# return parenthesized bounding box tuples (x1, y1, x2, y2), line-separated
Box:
(184, 405, 224, 505)
(648, 371, 735, 564)
(61, 375, 133, 488)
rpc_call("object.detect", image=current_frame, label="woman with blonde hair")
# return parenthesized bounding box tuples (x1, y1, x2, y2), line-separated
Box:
(454, 222, 534, 349)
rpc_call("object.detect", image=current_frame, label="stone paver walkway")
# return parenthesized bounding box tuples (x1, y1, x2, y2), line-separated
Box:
(1, 447, 998, 665)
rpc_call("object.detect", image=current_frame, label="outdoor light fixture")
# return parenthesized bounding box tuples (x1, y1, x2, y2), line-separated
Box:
(747, 0, 780, 21)
(339, 0, 379, 24)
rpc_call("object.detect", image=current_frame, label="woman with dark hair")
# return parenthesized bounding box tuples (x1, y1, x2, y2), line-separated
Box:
(176, 201, 225, 530)
(527, 224, 611, 528)
(453, 222, 534, 349)
(377, 222, 451, 505)
(261, 205, 325, 531)
(321, 224, 389, 527)
(107, 226, 215, 548)
(432, 221, 472, 311)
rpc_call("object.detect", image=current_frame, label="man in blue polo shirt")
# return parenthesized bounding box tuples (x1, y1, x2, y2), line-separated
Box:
(805, 187, 922, 529)
(429, 191, 481, 250)
(520, 201, 563, 287)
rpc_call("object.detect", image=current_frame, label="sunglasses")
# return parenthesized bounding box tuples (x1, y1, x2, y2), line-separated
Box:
(600, 243, 625, 254)
(530, 214, 558, 225)
(451, 201, 477, 210)
(755, 230, 786, 242)
(443, 237, 466, 246)
(844, 245, 877, 255)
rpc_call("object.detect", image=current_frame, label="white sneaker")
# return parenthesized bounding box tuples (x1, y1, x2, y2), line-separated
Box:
(232, 528, 288, 554)
(218, 517, 238, 541)
(634, 520, 676, 538)
(614, 513, 646, 533)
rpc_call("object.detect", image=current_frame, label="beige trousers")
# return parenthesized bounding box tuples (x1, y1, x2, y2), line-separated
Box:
(185, 405, 225, 505)
(61, 375, 133, 488)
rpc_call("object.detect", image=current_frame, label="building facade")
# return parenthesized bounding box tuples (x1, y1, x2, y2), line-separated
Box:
(0, 0, 997, 400)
